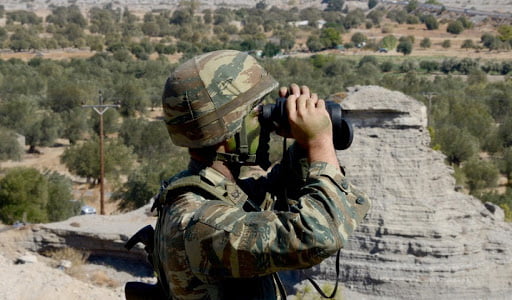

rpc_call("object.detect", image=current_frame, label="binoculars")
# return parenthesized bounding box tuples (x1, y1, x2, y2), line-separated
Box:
(259, 98, 353, 150)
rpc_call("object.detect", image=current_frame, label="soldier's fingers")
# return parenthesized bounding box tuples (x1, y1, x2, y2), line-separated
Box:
(316, 99, 326, 110)
(310, 93, 319, 105)
(296, 94, 308, 112)
(289, 84, 301, 98)
(300, 85, 311, 98)
(279, 87, 288, 98)
(306, 94, 317, 109)
(286, 94, 298, 116)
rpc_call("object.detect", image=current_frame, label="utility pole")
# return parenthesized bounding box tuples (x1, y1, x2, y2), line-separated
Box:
(82, 91, 120, 215)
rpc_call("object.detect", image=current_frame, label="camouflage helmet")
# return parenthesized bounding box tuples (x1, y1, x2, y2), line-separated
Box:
(162, 50, 278, 148)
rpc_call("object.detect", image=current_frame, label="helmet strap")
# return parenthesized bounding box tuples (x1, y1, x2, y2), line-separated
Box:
(214, 115, 258, 165)
(214, 151, 256, 164)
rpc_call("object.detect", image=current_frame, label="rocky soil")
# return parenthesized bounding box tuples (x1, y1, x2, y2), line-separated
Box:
(0, 205, 157, 300)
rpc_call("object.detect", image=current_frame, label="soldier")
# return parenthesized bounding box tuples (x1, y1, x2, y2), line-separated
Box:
(149, 50, 370, 300)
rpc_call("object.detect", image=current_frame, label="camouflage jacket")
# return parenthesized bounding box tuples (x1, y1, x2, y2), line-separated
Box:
(153, 154, 370, 300)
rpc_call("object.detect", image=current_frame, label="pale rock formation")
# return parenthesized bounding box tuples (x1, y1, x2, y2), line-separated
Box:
(299, 85, 512, 299)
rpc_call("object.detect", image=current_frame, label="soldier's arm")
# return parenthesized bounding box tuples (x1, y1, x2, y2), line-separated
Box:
(183, 162, 370, 281)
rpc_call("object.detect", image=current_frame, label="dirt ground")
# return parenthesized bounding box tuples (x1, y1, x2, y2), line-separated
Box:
(0, 225, 125, 300)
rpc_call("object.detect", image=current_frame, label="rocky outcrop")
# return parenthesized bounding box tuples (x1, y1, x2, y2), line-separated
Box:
(29, 205, 157, 263)
(300, 85, 512, 299)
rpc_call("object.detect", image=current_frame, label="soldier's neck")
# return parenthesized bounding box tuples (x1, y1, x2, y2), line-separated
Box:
(211, 160, 236, 182)
(189, 143, 237, 182)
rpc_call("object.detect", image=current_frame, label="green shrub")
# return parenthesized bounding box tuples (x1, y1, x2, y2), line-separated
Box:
(463, 158, 499, 193)
(447, 20, 464, 34)
(0, 168, 75, 224)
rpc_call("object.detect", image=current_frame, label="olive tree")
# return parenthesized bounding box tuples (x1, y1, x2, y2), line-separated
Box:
(463, 158, 499, 193)
(397, 39, 413, 55)
(0, 128, 23, 161)
(0, 168, 48, 223)
(61, 137, 135, 184)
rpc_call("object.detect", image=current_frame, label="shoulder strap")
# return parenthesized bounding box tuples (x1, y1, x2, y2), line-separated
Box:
(164, 175, 229, 204)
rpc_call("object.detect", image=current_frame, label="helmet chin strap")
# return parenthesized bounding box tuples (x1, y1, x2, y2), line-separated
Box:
(215, 119, 257, 165)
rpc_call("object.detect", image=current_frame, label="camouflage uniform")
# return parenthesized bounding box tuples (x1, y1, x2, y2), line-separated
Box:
(153, 156, 370, 299)
(151, 50, 371, 299)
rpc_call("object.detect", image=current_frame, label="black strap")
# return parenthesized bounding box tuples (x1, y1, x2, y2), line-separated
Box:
(306, 250, 341, 299)
(273, 273, 288, 300)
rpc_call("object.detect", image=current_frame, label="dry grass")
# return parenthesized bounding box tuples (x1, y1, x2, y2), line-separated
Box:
(42, 247, 121, 287)
(90, 270, 120, 288)
(43, 247, 89, 272)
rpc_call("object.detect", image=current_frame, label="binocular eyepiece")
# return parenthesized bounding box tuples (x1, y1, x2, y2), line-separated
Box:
(259, 98, 353, 150)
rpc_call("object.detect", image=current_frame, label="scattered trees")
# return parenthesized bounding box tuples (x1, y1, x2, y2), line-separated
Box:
(0, 5, 511, 217)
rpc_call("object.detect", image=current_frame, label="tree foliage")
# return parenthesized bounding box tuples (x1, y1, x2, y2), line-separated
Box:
(497, 25, 512, 42)
(0, 128, 23, 161)
(0, 168, 76, 224)
(420, 37, 431, 48)
(433, 126, 479, 165)
(60, 137, 135, 183)
(397, 39, 413, 55)
(379, 35, 398, 50)
(45, 171, 78, 222)
(422, 15, 439, 30)
(447, 20, 464, 34)
(463, 158, 499, 193)
(368, 0, 378, 9)
(0, 168, 48, 223)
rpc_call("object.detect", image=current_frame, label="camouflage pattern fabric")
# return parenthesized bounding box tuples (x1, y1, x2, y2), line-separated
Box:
(162, 50, 278, 148)
(153, 159, 371, 300)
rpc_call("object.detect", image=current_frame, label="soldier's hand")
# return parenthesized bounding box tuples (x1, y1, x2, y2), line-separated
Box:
(285, 86, 332, 149)
(285, 85, 339, 168)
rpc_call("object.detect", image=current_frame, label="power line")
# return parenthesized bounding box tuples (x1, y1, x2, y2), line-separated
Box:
(82, 91, 120, 215)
